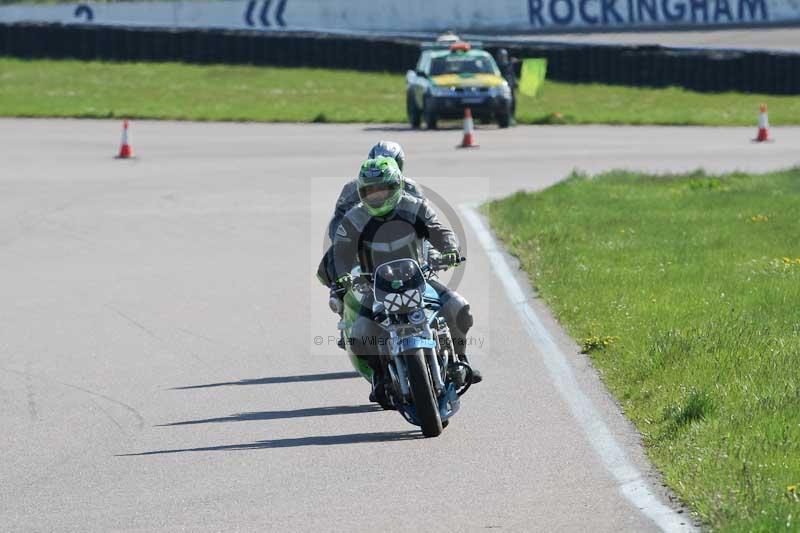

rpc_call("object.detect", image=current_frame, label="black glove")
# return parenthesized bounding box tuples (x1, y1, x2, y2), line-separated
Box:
(440, 251, 462, 268)
(334, 273, 353, 290)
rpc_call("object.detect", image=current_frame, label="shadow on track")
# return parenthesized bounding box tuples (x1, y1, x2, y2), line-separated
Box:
(118, 431, 421, 456)
(361, 125, 463, 132)
(171, 371, 361, 390)
(158, 404, 382, 427)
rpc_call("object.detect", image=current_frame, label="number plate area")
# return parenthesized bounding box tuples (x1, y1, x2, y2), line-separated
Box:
(397, 337, 436, 352)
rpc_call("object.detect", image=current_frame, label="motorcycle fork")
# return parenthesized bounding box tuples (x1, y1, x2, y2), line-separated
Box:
(423, 323, 446, 394)
(387, 331, 411, 401)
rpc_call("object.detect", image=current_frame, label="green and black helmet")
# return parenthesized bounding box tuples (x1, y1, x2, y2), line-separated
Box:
(357, 156, 404, 217)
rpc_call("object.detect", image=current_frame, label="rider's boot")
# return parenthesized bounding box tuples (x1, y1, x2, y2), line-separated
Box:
(460, 354, 483, 384)
(368, 367, 395, 410)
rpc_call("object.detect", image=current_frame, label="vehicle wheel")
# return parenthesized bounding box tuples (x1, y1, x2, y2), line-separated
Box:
(404, 348, 442, 437)
(423, 98, 438, 130)
(407, 93, 421, 129)
(497, 112, 511, 128)
(424, 112, 438, 130)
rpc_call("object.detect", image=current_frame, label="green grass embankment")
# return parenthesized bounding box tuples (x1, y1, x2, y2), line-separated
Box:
(487, 168, 800, 531)
(2, 58, 800, 125)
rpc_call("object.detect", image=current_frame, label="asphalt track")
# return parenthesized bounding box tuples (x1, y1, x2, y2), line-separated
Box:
(2, 119, 799, 532)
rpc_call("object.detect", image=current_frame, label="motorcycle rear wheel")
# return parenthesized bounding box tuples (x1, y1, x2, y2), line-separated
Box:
(404, 348, 443, 437)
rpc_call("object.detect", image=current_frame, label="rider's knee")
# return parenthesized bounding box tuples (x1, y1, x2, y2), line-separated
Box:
(440, 291, 472, 335)
(455, 303, 473, 333)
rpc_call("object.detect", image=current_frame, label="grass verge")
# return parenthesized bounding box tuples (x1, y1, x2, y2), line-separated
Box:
(485, 168, 800, 531)
(2, 58, 800, 125)
(0, 59, 402, 122)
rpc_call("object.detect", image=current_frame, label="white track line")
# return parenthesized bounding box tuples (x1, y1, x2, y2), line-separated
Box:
(461, 204, 694, 533)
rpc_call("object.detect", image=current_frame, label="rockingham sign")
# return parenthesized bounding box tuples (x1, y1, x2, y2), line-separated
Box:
(0, 0, 797, 33)
(527, 0, 780, 28)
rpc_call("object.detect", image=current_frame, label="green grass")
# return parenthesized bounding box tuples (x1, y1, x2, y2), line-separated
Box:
(0, 59, 402, 122)
(486, 169, 800, 531)
(517, 83, 800, 126)
(2, 57, 800, 125)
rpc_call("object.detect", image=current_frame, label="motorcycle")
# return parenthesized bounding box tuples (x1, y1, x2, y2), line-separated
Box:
(330, 257, 474, 437)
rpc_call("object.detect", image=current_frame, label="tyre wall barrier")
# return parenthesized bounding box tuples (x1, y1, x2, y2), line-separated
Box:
(0, 22, 798, 94)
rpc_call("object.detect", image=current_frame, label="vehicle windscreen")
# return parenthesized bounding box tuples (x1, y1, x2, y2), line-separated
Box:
(429, 55, 497, 76)
(374, 259, 426, 313)
(374, 259, 425, 300)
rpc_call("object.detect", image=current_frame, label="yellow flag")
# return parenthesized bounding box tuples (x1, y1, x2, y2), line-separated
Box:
(519, 58, 548, 97)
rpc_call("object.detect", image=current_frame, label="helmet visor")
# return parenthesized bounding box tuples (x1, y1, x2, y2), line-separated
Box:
(359, 182, 400, 210)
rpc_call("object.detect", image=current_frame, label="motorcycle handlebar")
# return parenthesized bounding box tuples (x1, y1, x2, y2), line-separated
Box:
(329, 274, 370, 295)
(330, 256, 466, 294)
(426, 255, 467, 272)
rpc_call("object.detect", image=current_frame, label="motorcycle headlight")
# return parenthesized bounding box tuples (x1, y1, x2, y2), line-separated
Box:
(383, 289, 422, 313)
(490, 84, 511, 98)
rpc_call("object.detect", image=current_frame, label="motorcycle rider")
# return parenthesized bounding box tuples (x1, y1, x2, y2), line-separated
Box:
(332, 156, 481, 408)
(328, 141, 422, 242)
(496, 48, 518, 120)
(317, 141, 425, 289)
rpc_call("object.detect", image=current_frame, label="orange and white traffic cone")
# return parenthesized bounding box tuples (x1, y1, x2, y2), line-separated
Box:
(754, 104, 770, 142)
(457, 108, 479, 149)
(116, 120, 134, 158)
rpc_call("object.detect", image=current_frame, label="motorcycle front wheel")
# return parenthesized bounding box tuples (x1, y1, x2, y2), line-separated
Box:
(404, 348, 443, 437)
